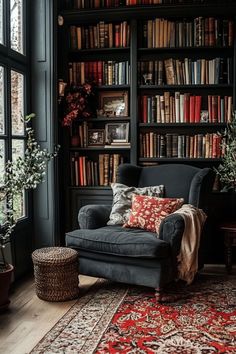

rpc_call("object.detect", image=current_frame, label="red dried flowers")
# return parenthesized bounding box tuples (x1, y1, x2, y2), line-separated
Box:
(62, 82, 97, 127)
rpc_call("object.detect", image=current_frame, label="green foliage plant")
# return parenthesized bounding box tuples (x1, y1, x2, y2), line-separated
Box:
(215, 112, 236, 192)
(0, 114, 59, 271)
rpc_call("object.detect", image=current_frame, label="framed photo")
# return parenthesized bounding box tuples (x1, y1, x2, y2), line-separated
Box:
(88, 129, 105, 146)
(105, 122, 129, 144)
(99, 91, 128, 117)
(200, 110, 209, 123)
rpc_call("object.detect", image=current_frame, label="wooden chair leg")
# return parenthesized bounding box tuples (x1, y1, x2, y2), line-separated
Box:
(155, 287, 163, 302)
(155, 282, 190, 303)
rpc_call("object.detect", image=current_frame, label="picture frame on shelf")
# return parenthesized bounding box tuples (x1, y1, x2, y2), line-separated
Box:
(200, 110, 209, 123)
(105, 122, 129, 144)
(88, 129, 105, 146)
(98, 91, 128, 117)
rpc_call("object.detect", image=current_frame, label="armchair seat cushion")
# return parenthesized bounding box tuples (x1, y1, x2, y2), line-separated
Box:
(66, 225, 171, 259)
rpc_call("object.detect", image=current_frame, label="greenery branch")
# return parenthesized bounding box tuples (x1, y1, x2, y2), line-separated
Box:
(214, 112, 236, 191)
(0, 113, 59, 271)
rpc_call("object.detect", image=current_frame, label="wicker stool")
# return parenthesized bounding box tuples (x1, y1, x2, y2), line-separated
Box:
(32, 247, 79, 301)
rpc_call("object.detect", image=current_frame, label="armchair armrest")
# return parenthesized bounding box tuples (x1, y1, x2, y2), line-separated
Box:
(158, 213, 185, 258)
(78, 204, 112, 229)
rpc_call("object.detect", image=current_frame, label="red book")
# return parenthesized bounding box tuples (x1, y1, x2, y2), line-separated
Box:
(97, 61, 103, 86)
(184, 93, 190, 123)
(194, 96, 202, 123)
(115, 24, 120, 48)
(79, 157, 84, 186)
(189, 95, 195, 123)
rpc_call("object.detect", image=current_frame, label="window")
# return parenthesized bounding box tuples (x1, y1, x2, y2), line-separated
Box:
(0, 0, 28, 223)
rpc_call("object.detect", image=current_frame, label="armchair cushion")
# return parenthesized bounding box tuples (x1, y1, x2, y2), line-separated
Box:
(66, 225, 170, 259)
(78, 204, 112, 229)
(107, 183, 164, 226)
(124, 195, 184, 233)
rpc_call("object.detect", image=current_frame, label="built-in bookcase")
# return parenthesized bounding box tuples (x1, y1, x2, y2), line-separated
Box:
(58, 1, 236, 231)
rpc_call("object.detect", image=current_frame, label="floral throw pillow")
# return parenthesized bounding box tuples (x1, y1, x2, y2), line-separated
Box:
(124, 195, 184, 234)
(107, 183, 165, 226)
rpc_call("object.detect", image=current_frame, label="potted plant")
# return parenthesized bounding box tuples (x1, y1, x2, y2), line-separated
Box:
(215, 112, 236, 192)
(0, 113, 59, 311)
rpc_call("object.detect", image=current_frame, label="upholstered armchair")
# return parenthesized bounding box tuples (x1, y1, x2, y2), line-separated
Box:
(66, 163, 215, 297)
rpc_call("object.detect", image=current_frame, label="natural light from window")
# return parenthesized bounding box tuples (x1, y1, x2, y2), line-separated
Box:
(11, 70, 24, 135)
(0, 0, 3, 45)
(10, 0, 23, 54)
(0, 66, 4, 134)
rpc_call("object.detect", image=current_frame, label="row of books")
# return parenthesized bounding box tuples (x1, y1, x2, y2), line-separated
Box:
(69, 61, 130, 86)
(163, 57, 232, 85)
(140, 94, 233, 124)
(139, 132, 225, 159)
(142, 18, 234, 48)
(138, 58, 232, 86)
(71, 153, 124, 186)
(68, 0, 230, 9)
(70, 21, 130, 50)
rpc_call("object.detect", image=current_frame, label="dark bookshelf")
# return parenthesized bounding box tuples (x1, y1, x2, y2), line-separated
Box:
(58, 1, 236, 232)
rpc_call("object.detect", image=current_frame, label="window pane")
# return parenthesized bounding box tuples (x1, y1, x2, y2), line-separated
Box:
(0, 139, 5, 183)
(0, 0, 3, 45)
(11, 70, 24, 135)
(0, 191, 5, 224)
(12, 139, 25, 218)
(0, 66, 4, 134)
(12, 138, 24, 161)
(13, 191, 25, 219)
(0, 140, 5, 223)
(10, 0, 23, 54)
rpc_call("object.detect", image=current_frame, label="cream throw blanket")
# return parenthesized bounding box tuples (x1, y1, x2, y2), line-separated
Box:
(173, 204, 207, 284)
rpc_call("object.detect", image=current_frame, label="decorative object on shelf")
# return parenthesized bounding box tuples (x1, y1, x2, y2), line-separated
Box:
(88, 129, 105, 146)
(215, 112, 236, 191)
(0, 113, 59, 311)
(105, 122, 129, 144)
(62, 81, 98, 127)
(58, 79, 67, 104)
(98, 91, 128, 117)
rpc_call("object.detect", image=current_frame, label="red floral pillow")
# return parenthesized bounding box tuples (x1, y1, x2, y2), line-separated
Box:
(124, 195, 184, 234)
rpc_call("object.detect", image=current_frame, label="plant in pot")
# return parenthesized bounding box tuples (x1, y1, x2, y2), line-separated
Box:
(0, 113, 59, 311)
(215, 112, 236, 192)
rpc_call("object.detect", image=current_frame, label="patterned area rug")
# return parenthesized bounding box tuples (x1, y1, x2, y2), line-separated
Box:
(31, 274, 236, 354)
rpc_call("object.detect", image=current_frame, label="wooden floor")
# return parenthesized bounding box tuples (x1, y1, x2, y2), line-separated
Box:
(0, 274, 98, 354)
(0, 265, 235, 354)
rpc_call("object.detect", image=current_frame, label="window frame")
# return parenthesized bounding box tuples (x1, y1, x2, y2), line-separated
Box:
(0, 0, 31, 224)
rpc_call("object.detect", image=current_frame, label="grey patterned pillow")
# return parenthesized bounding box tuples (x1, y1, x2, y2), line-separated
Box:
(107, 183, 165, 226)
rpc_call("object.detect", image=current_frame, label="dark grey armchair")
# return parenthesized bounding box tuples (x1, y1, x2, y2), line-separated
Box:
(66, 163, 215, 296)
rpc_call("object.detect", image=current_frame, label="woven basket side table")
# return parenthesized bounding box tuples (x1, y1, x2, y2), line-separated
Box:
(32, 247, 79, 302)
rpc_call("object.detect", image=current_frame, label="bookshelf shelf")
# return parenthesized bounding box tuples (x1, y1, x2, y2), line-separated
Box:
(139, 123, 227, 128)
(69, 47, 130, 55)
(90, 116, 130, 121)
(69, 186, 111, 190)
(70, 147, 131, 151)
(97, 85, 130, 90)
(138, 47, 234, 54)
(138, 84, 233, 90)
(139, 158, 222, 163)
(62, 4, 236, 24)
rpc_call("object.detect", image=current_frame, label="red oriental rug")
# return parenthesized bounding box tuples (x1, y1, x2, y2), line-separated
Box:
(31, 274, 236, 354)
